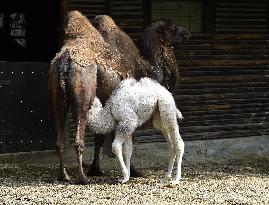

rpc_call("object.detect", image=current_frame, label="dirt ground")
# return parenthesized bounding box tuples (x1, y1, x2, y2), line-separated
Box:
(0, 142, 268, 205)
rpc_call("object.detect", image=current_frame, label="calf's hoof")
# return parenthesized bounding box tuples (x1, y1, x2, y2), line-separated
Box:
(87, 164, 104, 176)
(171, 180, 180, 185)
(118, 177, 129, 184)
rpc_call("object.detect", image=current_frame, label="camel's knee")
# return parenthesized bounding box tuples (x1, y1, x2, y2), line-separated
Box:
(112, 135, 125, 156)
(123, 138, 133, 156)
(117, 124, 136, 134)
(74, 141, 85, 154)
(56, 143, 64, 152)
(56, 136, 65, 153)
(174, 138, 184, 155)
(112, 141, 121, 156)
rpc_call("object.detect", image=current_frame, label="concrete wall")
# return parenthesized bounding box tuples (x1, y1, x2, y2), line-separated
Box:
(0, 136, 268, 167)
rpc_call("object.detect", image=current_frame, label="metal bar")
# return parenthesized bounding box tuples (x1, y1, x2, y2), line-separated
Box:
(0, 80, 11, 86)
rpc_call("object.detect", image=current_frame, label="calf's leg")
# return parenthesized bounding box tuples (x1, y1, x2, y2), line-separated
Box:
(112, 132, 129, 183)
(112, 113, 138, 183)
(169, 126, 184, 184)
(162, 128, 176, 179)
(123, 136, 133, 178)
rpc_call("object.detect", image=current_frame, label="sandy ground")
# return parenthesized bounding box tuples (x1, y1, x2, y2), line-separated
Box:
(0, 142, 268, 205)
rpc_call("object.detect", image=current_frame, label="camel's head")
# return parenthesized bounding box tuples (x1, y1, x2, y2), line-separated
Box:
(173, 26, 191, 44)
(152, 20, 191, 46)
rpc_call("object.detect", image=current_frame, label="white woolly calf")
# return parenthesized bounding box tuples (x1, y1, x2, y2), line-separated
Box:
(88, 77, 184, 184)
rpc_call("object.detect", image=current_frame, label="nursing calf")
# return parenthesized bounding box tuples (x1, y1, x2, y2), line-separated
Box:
(88, 78, 184, 184)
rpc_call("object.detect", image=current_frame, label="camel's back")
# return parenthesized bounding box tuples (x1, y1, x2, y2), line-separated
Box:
(92, 15, 154, 80)
(53, 11, 127, 77)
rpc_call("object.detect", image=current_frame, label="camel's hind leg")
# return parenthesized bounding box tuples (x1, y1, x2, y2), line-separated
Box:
(169, 126, 184, 184)
(153, 122, 176, 179)
(55, 107, 70, 182)
(162, 129, 176, 179)
(48, 71, 70, 182)
(73, 115, 88, 184)
(87, 134, 105, 176)
(153, 109, 180, 182)
(70, 63, 98, 184)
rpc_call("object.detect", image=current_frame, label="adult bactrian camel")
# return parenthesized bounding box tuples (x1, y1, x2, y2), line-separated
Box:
(48, 11, 135, 184)
(87, 15, 191, 177)
(49, 11, 157, 184)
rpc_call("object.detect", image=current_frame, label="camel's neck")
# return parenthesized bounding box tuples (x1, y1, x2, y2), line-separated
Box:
(88, 100, 116, 134)
(141, 37, 178, 92)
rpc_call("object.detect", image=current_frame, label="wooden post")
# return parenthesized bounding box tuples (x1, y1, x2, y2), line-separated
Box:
(143, 0, 152, 28)
(266, 1, 269, 30)
(203, 0, 216, 33)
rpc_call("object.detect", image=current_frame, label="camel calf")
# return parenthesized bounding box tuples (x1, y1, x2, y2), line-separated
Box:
(88, 78, 184, 184)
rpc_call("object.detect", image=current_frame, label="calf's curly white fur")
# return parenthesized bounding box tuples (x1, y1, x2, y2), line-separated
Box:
(88, 78, 184, 184)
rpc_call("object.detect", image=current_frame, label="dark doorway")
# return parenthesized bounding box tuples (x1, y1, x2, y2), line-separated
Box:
(0, 0, 60, 62)
(0, 0, 60, 153)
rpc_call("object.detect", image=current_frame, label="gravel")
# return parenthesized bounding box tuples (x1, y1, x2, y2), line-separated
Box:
(0, 143, 268, 205)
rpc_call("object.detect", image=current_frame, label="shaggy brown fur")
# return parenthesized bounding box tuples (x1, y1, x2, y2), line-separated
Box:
(139, 20, 191, 92)
(49, 11, 190, 183)
(49, 11, 133, 184)
(92, 15, 154, 81)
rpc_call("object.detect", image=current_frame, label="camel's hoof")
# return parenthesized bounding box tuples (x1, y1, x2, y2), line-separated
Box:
(171, 180, 180, 185)
(165, 174, 172, 180)
(171, 177, 181, 185)
(57, 175, 71, 183)
(130, 167, 142, 178)
(118, 178, 129, 184)
(87, 164, 104, 176)
(75, 176, 90, 185)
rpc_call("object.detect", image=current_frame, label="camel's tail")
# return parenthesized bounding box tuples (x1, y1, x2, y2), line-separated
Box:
(176, 109, 183, 121)
(51, 50, 72, 97)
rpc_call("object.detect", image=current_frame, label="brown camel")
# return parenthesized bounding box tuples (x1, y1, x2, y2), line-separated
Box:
(48, 11, 133, 184)
(49, 11, 165, 184)
(87, 15, 191, 176)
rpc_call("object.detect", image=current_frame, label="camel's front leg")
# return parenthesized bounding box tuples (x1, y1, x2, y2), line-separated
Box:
(123, 136, 133, 178)
(112, 133, 129, 183)
(112, 111, 138, 183)
(87, 134, 105, 176)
